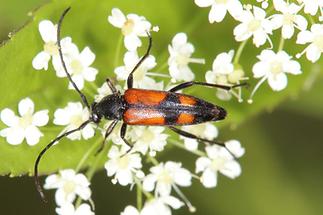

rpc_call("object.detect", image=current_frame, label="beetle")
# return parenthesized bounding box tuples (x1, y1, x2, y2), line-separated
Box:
(34, 7, 246, 202)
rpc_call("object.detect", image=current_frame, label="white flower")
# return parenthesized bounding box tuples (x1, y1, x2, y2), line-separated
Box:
(56, 203, 94, 215)
(194, 0, 243, 23)
(143, 161, 192, 196)
(296, 24, 323, 63)
(180, 123, 218, 151)
(54, 46, 98, 90)
(225, 140, 245, 158)
(108, 8, 152, 51)
(130, 126, 168, 156)
(44, 169, 91, 206)
(234, 6, 273, 47)
(105, 145, 142, 186)
(252, 50, 302, 91)
(196, 145, 242, 188)
(32, 20, 77, 71)
(121, 205, 140, 215)
(121, 196, 184, 215)
(53, 102, 95, 140)
(271, 0, 307, 39)
(205, 50, 246, 101)
(299, 0, 323, 15)
(168, 33, 205, 82)
(257, 0, 269, 9)
(141, 196, 184, 215)
(0, 97, 49, 146)
(115, 51, 163, 89)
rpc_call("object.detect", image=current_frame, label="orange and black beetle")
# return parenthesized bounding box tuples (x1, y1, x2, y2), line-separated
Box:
(34, 7, 245, 202)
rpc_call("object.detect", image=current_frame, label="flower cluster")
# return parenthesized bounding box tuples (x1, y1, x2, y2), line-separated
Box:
(44, 169, 94, 214)
(32, 20, 98, 90)
(195, 0, 322, 103)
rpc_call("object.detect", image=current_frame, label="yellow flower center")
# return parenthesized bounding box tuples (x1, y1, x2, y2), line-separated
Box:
(283, 13, 295, 25)
(270, 61, 283, 75)
(122, 19, 135, 36)
(158, 170, 173, 184)
(63, 180, 76, 194)
(70, 115, 83, 127)
(19, 111, 33, 129)
(117, 156, 130, 170)
(70, 59, 83, 75)
(44, 41, 59, 55)
(216, 75, 229, 85)
(141, 129, 155, 143)
(175, 55, 190, 68)
(248, 19, 261, 32)
(211, 158, 226, 171)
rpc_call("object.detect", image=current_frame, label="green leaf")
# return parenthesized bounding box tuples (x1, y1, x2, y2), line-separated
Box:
(0, 0, 320, 176)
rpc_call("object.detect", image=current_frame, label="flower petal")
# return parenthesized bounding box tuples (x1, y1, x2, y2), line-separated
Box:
(18, 98, 34, 116)
(201, 168, 217, 188)
(83, 67, 98, 82)
(194, 0, 213, 7)
(282, 25, 294, 39)
(124, 35, 141, 51)
(306, 44, 321, 63)
(25, 126, 42, 146)
(39, 20, 57, 43)
(1, 108, 18, 127)
(32, 51, 51, 70)
(209, 4, 227, 23)
(1, 127, 24, 145)
(80, 47, 95, 66)
(220, 160, 241, 178)
(268, 72, 288, 91)
(32, 110, 49, 126)
(108, 8, 126, 28)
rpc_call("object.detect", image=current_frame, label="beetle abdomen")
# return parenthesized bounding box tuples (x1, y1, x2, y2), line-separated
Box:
(123, 88, 226, 126)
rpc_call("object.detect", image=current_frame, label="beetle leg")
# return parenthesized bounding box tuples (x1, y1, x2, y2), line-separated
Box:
(95, 120, 118, 155)
(106, 78, 117, 94)
(127, 32, 153, 89)
(168, 126, 236, 158)
(120, 123, 133, 148)
(169, 81, 247, 92)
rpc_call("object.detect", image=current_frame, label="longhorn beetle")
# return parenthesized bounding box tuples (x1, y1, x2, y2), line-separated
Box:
(34, 7, 247, 202)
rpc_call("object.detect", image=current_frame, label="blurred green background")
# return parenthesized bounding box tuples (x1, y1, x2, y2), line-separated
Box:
(0, 0, 323, 214)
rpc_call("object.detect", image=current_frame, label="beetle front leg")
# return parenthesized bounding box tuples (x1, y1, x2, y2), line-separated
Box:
(95, 120, 118, 155)
(106, 78, 117, 94)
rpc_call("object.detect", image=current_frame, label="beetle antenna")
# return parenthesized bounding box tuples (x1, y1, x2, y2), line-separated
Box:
(34, 120, 91, 203)
(57, 7, 91, 110)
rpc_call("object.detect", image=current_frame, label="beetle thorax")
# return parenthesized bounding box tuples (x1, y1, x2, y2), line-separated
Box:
(92, 94, 125, 121)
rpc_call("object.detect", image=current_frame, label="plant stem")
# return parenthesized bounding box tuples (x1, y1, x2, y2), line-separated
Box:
(233, 40, 248, 64)
(86, 141, 112, 179)
(75, 137, 102, 172)
(137, 181, 143, 210)
(114, 34, 123, 68)
(278, 36, 285, 52)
